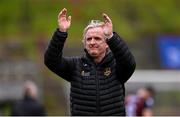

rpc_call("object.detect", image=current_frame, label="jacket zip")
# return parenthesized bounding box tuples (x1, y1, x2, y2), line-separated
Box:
(95, 67, 100, 115)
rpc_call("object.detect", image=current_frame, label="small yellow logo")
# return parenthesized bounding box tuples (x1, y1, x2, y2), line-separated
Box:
(104, 68, 111, 77)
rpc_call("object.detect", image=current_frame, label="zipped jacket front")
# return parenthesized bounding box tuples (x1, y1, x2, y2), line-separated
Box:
(44, 29, 136, 115)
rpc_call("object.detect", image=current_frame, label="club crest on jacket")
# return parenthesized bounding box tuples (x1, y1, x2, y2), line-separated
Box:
(104, 67, 111, 77)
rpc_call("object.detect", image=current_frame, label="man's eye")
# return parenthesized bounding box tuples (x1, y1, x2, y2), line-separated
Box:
(87, 38, 92, 41)
(94, 37, 101, 40)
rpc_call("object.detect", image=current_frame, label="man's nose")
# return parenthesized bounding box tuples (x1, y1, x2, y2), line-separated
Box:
(90, 38, 96, 44)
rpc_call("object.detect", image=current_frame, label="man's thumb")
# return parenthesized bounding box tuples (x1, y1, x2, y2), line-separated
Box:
(68, 16, 71, 22)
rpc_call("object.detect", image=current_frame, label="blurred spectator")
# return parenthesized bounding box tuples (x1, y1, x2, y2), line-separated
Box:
(125, 86, 155, 116)
(11, 81, 46, 116)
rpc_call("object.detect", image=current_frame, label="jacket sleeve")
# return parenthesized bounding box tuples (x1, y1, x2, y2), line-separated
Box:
(44, 29, 75, 82)
(106, 32, 136, 83)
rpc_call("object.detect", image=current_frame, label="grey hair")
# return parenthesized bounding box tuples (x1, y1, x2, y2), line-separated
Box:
(83, 20, 105, 41)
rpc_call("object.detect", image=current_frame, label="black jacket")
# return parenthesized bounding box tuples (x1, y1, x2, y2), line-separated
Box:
(44, 29, 136, 115)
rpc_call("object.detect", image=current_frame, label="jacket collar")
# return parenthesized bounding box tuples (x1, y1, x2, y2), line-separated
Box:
(83, 49, 114, 68)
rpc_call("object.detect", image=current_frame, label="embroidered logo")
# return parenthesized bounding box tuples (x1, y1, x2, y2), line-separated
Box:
(104, 67, 111, 77)
(81, 70, 90, 77)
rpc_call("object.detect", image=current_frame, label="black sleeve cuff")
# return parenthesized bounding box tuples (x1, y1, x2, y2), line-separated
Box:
(52, 28, 68, 43)
(106, 32, 123, 48)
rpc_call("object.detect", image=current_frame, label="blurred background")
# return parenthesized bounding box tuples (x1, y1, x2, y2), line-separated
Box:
(0, 0, 180, 115)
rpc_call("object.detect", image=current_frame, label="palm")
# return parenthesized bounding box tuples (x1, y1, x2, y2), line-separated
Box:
(58, 8, 71, 32)
(102, 13, 113, 38)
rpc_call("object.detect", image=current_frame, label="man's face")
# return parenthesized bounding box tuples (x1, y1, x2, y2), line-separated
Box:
(84, 27, 108, 58)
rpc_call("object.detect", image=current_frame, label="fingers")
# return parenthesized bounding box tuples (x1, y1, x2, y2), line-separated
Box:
(102, 13, 112, 23)
(61, 8, 67, 16)
(58, 8, 67, 19)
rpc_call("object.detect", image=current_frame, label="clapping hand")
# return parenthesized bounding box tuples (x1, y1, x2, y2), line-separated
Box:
(102, 13, 113, 39)
(58, 8, 71, 32)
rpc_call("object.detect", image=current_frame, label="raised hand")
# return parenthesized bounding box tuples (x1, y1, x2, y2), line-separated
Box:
(102, 13, 113, 39)
(58, 8, 71, 32)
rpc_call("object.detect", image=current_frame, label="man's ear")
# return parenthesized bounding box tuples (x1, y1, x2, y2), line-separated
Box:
(105, 43, 109, 49)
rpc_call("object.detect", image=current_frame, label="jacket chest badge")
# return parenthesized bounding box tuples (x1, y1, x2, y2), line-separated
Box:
(104, 67, 111, 77)
(81, 70, 90, 77)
